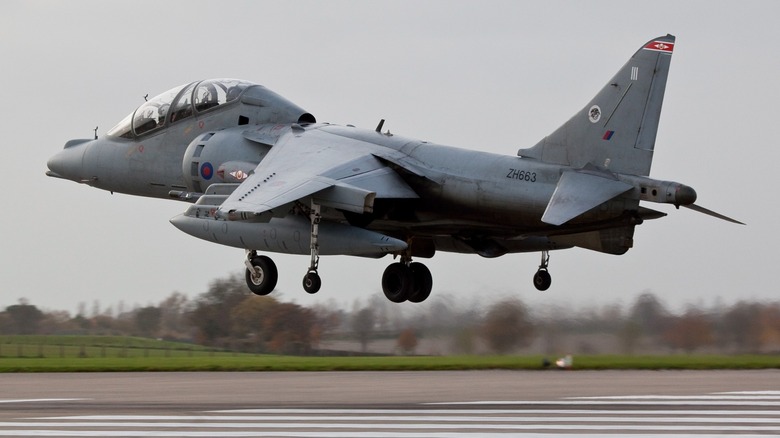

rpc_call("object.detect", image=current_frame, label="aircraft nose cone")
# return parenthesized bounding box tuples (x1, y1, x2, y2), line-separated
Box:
(46, 140, 89, 181)
(46, 153, 68, 178)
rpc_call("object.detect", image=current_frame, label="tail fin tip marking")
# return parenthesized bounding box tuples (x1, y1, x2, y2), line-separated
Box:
(642, 40, 675, 54)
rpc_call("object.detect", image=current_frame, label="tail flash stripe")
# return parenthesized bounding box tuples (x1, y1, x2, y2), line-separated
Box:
(643, 41, 674, 53)
(603, 130, 615, 140)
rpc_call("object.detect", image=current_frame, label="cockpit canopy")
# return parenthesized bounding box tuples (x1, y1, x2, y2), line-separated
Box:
(107, 79, 252, 139)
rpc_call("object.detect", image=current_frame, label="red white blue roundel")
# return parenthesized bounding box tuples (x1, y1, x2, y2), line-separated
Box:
(200, 162, 214, 180)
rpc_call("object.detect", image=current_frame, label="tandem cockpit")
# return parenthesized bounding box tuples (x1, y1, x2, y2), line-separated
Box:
(106, 78, 254, 139)
(48, 77, 315, 198)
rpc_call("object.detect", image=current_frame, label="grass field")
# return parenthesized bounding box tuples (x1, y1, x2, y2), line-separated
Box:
(0, 335, 222, 359)
(1, 336, 778, 372)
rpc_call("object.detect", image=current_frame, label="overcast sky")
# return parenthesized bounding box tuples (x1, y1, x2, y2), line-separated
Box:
(3, 0, 777, 316)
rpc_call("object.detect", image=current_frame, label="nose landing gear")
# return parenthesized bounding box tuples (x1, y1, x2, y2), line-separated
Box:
(244, 250, 278, 296)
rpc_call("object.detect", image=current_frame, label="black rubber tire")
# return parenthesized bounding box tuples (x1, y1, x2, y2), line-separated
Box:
(533, 269, 552, 291)
(302, 271, 322, 294)
(245, 256, 278, 296)
(381, 263, 413, 303)
(408, 262, 433, 303)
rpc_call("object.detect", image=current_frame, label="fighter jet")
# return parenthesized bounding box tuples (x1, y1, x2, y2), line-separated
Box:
(46, 35, 741, 303)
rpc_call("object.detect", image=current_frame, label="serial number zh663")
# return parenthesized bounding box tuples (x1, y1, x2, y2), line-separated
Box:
(506, 168, 537, 182)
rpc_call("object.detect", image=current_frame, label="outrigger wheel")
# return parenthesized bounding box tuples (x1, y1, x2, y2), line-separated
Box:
(302, 201, 323, 295)
(533, 269, 552, 291)
(533, 250, 552, 291)
(303, 270, 322, 294)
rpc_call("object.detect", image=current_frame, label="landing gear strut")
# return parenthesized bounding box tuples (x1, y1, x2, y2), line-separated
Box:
(302, 202, 322, 294)
(533, 250, 552, 291)
(381, 255, 433, 303)
(244, 250, 278, 296)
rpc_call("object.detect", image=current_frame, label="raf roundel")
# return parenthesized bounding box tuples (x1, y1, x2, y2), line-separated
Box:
(588, 105, 601, 123)
(200, 162, 214, 180)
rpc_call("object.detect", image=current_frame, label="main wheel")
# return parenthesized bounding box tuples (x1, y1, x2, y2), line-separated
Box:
(245, 255, 278, 296)
(408, 262, 433, 303)
(382, 263, 413, 303)
(533, 269, 552, 291)
(302, 271, 322, 294)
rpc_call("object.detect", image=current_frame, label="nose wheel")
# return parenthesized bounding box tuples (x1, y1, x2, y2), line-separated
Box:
(533, 250, 552, 291)
(244, 250, 278, 296)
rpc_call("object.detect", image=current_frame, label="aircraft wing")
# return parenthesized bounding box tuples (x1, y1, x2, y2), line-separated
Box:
(218, 127, 418, 221)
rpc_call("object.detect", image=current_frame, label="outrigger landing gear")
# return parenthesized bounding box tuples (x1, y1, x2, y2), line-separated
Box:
(302, 202, 322, 294)
(533, 250, 552, 291)
(245, 249, 278, 296)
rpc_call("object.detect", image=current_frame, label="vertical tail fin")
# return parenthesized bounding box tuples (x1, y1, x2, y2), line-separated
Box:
(518, 35, 675, 176)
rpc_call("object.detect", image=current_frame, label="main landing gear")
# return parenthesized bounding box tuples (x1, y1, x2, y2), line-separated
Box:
(533, 250, 552, 291)
(381, 258, 433, 303)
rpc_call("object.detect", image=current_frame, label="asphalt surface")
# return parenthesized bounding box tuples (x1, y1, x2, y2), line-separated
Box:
(1, 370, 778, 436)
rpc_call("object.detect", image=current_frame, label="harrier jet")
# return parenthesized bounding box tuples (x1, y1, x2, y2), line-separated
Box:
(46, 34, 740, 303)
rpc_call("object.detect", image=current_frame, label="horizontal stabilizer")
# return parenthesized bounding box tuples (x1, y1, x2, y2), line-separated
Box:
(542, 171, 633, 226)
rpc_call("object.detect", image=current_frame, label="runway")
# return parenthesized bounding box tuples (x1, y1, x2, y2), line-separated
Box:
(0, 370, 778, 436)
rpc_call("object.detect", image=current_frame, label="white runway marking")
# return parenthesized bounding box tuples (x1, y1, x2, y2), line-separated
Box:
(2, 391, 777, 437)
(433, 400, 780, 406)
(567, 395, 780, 400)
(28, 414, 780, 423)
(214, 408, 780, 416)
(0, 431, 777, 437)
(3, 419, 780, 429)
(0, 399, 85, 404)
(433, 391, 780, 406)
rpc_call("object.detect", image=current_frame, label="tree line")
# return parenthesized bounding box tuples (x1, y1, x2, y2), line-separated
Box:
(2, 276, 778, 356)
